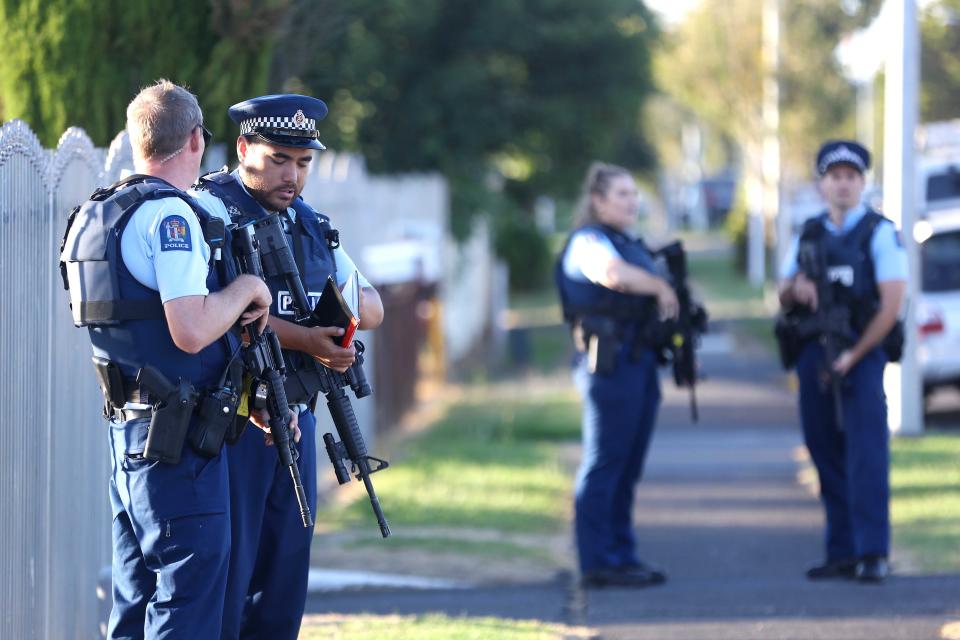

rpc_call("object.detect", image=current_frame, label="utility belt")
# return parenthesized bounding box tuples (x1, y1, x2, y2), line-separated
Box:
(573, 315, 654, 375)
(92, 356, 245, 465)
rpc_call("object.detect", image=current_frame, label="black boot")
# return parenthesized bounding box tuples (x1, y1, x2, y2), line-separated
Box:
(580, 567, 666, 589)
(620, 560, 667, 585)
(805, 559, 857, 580)
(855, 556, 889, 583)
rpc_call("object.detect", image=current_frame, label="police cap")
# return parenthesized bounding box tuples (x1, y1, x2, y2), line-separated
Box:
(228, 94, 328, 150)
(816, 140, 870, 176)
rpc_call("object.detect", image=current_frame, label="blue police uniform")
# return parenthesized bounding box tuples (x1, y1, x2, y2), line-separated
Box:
(60, 176, 241, 638)
(191, 94, 369, 639)
(556, 224, 662, 578)
(780, 141, 907, 574)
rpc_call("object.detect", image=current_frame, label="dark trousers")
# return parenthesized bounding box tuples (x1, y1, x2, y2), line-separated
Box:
(107, 417, 231, 639)
(221, 409, 318, 640)
(573, 348, 661, 574)
(796, 342, 890, 561)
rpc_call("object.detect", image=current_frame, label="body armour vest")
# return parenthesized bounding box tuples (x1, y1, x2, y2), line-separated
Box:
(60, 175, 238, 389)
(556, 223, 656, 327)
(797, 210, 886, 333)
(195, 170, 339, 376)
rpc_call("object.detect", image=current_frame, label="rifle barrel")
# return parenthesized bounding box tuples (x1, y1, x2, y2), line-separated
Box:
(359, 461, 391, 538)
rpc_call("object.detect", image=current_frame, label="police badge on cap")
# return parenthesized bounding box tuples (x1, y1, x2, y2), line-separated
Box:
(228, 94, 328, 150)
(816, 140, 870, 176)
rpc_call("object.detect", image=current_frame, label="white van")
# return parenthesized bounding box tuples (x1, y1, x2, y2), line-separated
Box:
(915, 209, 960, 395)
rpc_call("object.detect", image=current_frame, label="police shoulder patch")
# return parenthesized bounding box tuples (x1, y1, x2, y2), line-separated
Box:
(159, 215, 192, 252)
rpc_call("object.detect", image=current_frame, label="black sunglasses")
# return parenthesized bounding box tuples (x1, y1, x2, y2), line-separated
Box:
(198, 124, 213, 146)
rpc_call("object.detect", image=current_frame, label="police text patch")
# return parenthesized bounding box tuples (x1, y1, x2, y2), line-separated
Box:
(277, 290, 322, 316)
(160, 215, 192, 252)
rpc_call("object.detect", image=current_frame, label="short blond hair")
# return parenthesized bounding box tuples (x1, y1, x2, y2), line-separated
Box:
(126, 79, 202, 160)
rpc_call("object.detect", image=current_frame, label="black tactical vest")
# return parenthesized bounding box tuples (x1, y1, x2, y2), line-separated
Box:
(194, 170, 341, 377)
(797, 210, 886, 332)
(555, 223, 657, 326)
(59, 175, 238, 388)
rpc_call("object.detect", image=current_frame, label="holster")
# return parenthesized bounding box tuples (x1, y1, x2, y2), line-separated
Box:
(135, 365, 198, 465)
(882, 320, 905, 362)
(576, 316, 620, 375)
(860, 302, 905, 363)
(143, 381, 197, 465)
(92, 356, 127, 414)
(774, 312, 803, 370)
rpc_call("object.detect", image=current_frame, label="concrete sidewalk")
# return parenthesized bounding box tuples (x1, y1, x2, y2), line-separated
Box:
(304, 335, 960, 639)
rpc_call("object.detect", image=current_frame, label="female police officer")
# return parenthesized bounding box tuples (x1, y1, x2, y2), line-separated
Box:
(556, 162, 678, 588)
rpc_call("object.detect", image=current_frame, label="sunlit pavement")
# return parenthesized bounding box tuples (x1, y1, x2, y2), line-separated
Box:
(303, 324, 960, 640)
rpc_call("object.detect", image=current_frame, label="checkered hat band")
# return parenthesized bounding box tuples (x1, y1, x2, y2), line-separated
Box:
(240, 116, 316, 135)
(819, 146, 865, 174)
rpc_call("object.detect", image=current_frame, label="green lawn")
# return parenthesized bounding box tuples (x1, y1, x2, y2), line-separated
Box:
(344, 535, 556, 563)
(299, 614, 593, 640)
(687, 253, 765, 308)
(318, 392, 581, 536)
(891, 432, 960, 571)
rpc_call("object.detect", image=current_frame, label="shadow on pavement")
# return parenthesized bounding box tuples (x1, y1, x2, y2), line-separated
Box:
(303, 324, 960, 640)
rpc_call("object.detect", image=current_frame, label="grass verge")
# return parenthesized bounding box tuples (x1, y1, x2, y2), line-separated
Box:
(299, 614, 594, 640)
(320, 393, 580, 533)
(890, 431, 960, 571)
(686, 243, 776, 354)
(687, 253, 764, 308)
(344, 535, 556, 563)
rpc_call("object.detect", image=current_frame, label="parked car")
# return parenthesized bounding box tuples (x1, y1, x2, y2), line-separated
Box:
(914, 210, 960, 395)
(919, 158, 960, 215)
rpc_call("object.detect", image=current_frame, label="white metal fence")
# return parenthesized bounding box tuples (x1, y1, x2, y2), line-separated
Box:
(0, 120, 111, 639)
(0, 119, 499, 636)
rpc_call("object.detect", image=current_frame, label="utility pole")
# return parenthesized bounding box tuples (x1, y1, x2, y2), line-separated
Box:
(883, 0, 922, 435)
(764, 0, 784, 277)
(749, 0, 780, 286)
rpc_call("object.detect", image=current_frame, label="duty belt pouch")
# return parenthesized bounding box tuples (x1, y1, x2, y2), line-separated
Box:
(284, 360, 324, 405)
(190, 387, 240, 457)
(642, 319, 672, 366)
(91, 356, 127, 414)
(226, 363, 252, 445)
(137, 366, 197, 465)
(883, 320, 905, 362)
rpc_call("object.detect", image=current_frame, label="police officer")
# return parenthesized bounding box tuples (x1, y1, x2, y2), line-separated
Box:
(191, 94, 384, 639)
(60, 80, 272, 637)
(778, 140, 907, 583)
(556, 162, 678, 588)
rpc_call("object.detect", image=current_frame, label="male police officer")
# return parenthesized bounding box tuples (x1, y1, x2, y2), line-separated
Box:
(778, 140, 907, 583)
(60, 80, 272, 637)
(191, 94, 384, 639)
